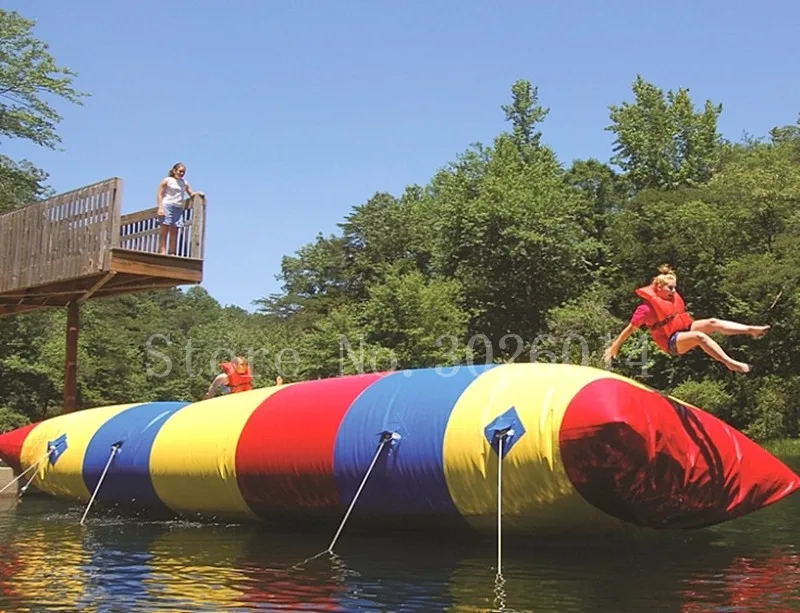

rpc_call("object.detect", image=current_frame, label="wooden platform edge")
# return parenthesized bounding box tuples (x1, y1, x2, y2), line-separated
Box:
(109, 248, 203, 283)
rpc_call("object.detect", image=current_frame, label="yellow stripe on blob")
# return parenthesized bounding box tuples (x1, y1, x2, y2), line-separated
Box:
(149, 386, 290, 519)
(442, 363, 642, 532)
(19, 403, 142, 501)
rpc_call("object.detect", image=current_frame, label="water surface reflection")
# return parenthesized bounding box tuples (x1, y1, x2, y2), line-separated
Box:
(0, 458, 798, 612)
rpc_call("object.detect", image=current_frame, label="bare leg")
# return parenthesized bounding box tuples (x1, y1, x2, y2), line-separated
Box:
(158, 225, 169, 255)
(167, 227, 179, 255)
(675, 330, 751, 373)
(691, 318, 770, 338)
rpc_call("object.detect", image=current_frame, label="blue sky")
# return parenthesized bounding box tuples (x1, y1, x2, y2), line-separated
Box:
(4, 1, 799, 311)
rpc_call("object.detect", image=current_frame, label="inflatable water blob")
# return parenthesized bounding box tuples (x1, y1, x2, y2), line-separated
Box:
(0, 364, 797, 534)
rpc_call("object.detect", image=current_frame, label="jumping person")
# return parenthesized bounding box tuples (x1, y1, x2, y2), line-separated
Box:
(204, 356, 253, 399)
(603, 265, 770, 374)
(156, 162, 204, 255)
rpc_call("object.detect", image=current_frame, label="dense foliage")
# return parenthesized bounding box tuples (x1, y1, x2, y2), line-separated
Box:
(1, 12, 798, 442)
(0, 9, 86, 212)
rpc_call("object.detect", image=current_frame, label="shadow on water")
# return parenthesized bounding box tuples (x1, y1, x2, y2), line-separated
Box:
(0, 458, 798, 612)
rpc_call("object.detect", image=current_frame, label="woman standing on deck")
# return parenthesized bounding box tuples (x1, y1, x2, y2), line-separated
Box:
(156, 163, 203, 255)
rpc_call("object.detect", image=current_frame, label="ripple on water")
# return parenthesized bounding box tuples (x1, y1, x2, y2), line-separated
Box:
(0, 479, 799, 612)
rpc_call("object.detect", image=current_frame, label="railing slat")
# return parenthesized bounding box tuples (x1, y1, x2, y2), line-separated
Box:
(0, 179, 119, 294)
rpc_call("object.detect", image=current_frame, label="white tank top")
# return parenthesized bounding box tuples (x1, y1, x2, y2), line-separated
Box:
(161, 177, 186, 206)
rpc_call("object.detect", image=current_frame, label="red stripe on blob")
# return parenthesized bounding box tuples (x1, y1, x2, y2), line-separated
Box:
(235, 373, 384, 517)
(558, 378, 800, 529)
(0, 423, 38, 472)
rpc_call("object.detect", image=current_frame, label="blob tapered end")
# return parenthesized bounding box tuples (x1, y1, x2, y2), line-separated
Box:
(0, 424, 37, 473)
(559, 378, 800, 529)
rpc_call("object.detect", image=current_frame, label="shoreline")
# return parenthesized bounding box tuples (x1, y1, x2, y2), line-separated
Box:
(0, 465, 16, 497)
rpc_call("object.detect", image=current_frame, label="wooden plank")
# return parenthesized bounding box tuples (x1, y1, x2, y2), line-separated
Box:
(106, 178, 122, 262)
(0, 293, 73, 307)
(1, 288, 91, 299)
(94, 280, 188, 294)
(119, 207, 158, 225)
(1, 269, 116, 298)
(0, 304, 51, 316)
(0, 178, 118, 294)
(77, 271, 117, 303)
(191, 194, 207, 259)
(109, 261, 202, 283)
(111, 247, 203, 266)
(109, 249, 203, 282)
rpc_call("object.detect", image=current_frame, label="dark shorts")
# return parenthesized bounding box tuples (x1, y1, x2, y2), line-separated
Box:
(667, 329, 691, 356)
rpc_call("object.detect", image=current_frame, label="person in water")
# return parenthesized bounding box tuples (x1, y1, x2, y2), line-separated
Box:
(204, 356, 253, 399)
(603, 265, 770, 374)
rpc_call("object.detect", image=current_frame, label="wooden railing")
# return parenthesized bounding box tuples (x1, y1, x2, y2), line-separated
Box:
(0, 178, 122, 293)
(118, 195, 207, 259)
(0, 178, 207, 295)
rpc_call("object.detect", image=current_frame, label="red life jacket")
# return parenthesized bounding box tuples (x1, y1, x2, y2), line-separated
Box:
(634, 284, 695, 354)
(219, 362, 253, 393)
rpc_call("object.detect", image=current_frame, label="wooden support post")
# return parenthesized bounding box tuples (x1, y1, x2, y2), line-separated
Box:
(64, 301, 79, 414)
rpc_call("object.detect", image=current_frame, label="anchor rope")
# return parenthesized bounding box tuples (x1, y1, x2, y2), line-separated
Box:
(497, 433, 505, 578)
(289, 431, 396, 571)
(19, 464, 40, 497)
(0, 447, 54, 496)
(79, 443, 120, 526)
(494, 427, 513, 581)
(327, 431, 394, 553)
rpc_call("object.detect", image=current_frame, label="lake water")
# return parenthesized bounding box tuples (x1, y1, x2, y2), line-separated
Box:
(1, 457, 798, 612)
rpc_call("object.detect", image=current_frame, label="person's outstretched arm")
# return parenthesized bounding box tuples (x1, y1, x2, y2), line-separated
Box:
(603, 323, 637, 362)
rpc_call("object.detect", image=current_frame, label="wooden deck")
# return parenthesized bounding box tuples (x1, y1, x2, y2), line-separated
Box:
(0, 177, 207, 315)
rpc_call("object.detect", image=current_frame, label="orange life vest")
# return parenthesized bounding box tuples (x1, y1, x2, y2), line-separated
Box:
(219, 362, 253, 393)
(634, 284, 695, 354)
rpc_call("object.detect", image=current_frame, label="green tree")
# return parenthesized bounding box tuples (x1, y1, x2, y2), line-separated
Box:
(0, 9, 87, 211)
(359, 266, 471, 368)
(256, 233, 351, 325)
(565, 158, 623, 253)
(501, 79, 549, 158)
(670, 378, 735, 421)
(297, 304, 388, 380)
(0, 310, 61, 422)
(607, 75, 722, 192)
(432, 133, 597, 353)
(339, 188, 436, 292)
(769, 114, 800, 152)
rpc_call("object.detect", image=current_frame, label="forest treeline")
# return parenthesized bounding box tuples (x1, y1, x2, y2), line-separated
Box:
(1, 9, 799, 441)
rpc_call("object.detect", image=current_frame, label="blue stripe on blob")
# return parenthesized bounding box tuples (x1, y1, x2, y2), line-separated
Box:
(82, 402, 188, 511)
(48, 433, 68, 466)
(333, 365, 495, 518)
